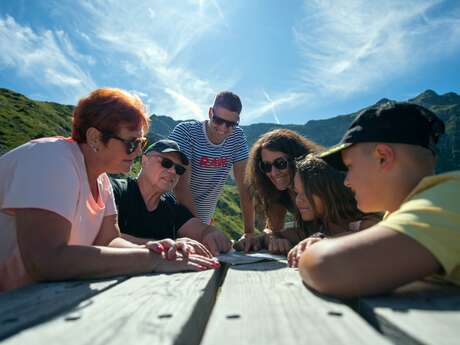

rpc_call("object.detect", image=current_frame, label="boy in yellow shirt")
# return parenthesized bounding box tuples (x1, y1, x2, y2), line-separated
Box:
(299, 101, 460, 297)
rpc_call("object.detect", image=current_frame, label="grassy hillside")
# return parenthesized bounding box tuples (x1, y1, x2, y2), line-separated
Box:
(213, 185, 244, 239)
(0, 88, 73, 154)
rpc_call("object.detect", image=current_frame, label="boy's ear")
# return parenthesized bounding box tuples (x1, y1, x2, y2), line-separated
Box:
(141, 154, 149, 166)
(374, 143, 395, 170)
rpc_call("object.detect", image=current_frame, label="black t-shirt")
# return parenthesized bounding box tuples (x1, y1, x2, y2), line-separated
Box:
(110, 177, 193, 239)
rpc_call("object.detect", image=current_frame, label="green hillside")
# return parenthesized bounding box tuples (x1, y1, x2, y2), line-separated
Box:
(0, 88, 73, 154)
(2, 88, 460, 239)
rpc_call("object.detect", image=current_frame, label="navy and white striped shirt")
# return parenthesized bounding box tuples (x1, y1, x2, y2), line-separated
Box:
(169, 121, 249, 224)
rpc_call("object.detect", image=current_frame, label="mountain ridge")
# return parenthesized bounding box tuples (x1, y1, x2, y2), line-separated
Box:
(1, 88, 460, 171)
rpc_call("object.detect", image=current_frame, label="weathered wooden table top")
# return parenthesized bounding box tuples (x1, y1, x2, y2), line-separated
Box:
(1, 260, 459, 345)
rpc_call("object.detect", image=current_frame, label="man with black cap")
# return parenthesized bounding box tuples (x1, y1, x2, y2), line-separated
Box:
(111, 139, 232, 256)
(298, 101, 460, 297)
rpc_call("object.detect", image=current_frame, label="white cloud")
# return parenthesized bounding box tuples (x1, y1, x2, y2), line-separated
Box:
(55, 30, 95, 65)
(56, 0, 229, 120)
(0, 15, 96, 103)
(165, 88, 204, 119)
(295, 0, 460, 97)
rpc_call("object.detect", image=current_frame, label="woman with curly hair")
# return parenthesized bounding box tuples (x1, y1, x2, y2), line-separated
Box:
(235, 129, 321, 254)
(287, 154, 381, 267)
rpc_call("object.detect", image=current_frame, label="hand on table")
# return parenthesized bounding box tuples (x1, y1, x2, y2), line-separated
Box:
(267, 235, 292, 255)
(288, 235, 325, 267)
(145, 238, 220, 272)
(233, 232, 265, 252)
(202, 230, 232, 256)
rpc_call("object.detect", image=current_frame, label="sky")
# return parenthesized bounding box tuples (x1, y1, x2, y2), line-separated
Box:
(1, 0, 460, 125)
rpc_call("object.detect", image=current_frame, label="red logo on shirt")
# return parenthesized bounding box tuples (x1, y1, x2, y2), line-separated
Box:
(199, 156, 230, 168)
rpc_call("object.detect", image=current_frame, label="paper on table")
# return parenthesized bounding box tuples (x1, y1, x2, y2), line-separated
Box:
(217, 249, 286, 265)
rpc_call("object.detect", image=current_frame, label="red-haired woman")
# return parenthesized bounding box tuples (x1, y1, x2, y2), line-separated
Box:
(0, 88, 218, 292)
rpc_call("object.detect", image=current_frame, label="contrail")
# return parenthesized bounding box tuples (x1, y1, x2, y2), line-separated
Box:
(263, 89, 280, 124)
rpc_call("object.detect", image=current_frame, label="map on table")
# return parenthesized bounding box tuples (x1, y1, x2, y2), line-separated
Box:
(217, 250, 286, 265)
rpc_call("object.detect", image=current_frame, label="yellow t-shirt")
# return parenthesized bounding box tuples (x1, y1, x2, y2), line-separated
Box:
(379, 171, 460, 286)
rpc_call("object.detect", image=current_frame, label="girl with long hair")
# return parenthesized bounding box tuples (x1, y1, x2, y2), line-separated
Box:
(288, 154, 381, 267)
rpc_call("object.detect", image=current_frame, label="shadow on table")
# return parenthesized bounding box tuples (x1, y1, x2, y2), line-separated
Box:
(348, 281, 460, 345)
(0, 277, 126, 341)
(229, 260, 288, 271)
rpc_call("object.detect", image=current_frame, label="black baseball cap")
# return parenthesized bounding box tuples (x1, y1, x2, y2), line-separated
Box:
(144, 139, 189, 166)
(320, 101, 445, 171)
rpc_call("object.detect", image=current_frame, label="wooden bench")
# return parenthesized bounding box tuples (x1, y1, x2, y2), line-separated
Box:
(1, 260, 459, 345)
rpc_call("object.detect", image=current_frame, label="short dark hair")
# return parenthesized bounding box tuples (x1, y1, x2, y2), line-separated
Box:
(213, 91, 242, 115)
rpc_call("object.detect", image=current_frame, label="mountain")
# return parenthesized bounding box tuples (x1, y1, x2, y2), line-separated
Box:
(1, 88, 460, 237)
(149, 90, 460, 172)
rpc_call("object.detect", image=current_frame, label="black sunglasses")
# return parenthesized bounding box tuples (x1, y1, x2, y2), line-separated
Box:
(160, 157, 186, 176)
(211, 108, 239, 128)
(259, 157, 291, 173)
(99, 130, 147, 154)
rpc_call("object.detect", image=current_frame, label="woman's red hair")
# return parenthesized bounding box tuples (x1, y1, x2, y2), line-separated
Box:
(72, 88, 150, 143)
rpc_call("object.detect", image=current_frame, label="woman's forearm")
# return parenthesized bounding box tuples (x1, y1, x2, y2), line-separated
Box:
(27, 244, 159, 282)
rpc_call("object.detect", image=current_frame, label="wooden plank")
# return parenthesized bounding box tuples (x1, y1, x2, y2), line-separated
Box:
(201, 261, 391, 345)
(354, 281, 460, 345)
(2, 267, 224, 345)
(0, 278, 126, 341)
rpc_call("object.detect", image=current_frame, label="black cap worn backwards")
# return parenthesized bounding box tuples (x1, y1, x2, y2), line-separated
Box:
(143, 139, 189, 166)
(319, 101, 445, 171)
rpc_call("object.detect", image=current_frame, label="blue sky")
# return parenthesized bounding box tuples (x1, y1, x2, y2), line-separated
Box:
(1, 0, 459, 125)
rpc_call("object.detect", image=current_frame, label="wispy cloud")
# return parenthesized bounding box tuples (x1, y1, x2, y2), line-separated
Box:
(51, 0, 230, 120)
(244, 91, 307, 124)
(294, 0, 460, 97)
(0, 15, 96, 103)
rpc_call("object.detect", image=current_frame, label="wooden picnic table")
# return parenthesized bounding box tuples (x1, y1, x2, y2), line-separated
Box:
(1, 259, 459, 345)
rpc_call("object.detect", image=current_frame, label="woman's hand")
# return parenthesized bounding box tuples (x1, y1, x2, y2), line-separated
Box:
(288, 234, 325, 267)
(233, 232, 266, 252)
(145, 238, 220, 272)
(267, 234, 292, 255)
(145, 238, 213, 259)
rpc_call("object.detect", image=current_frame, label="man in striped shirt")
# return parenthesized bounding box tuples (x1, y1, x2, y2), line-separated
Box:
(169, 91, 254, 240)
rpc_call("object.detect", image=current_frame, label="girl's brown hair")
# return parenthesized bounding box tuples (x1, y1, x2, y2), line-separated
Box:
(295, 154, 368, 235)
(246, 129, 322, 225)
(72, 88, 150, 143)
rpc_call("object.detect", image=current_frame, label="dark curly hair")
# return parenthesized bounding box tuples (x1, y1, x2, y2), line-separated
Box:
(245, 129, 322, 228)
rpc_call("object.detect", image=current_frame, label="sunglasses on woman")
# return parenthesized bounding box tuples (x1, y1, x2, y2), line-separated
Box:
(211, 108, 239, 128)
(99, 130, 147, 154)
(160, 157, 186, 176)
(259, 157, 291, 173)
